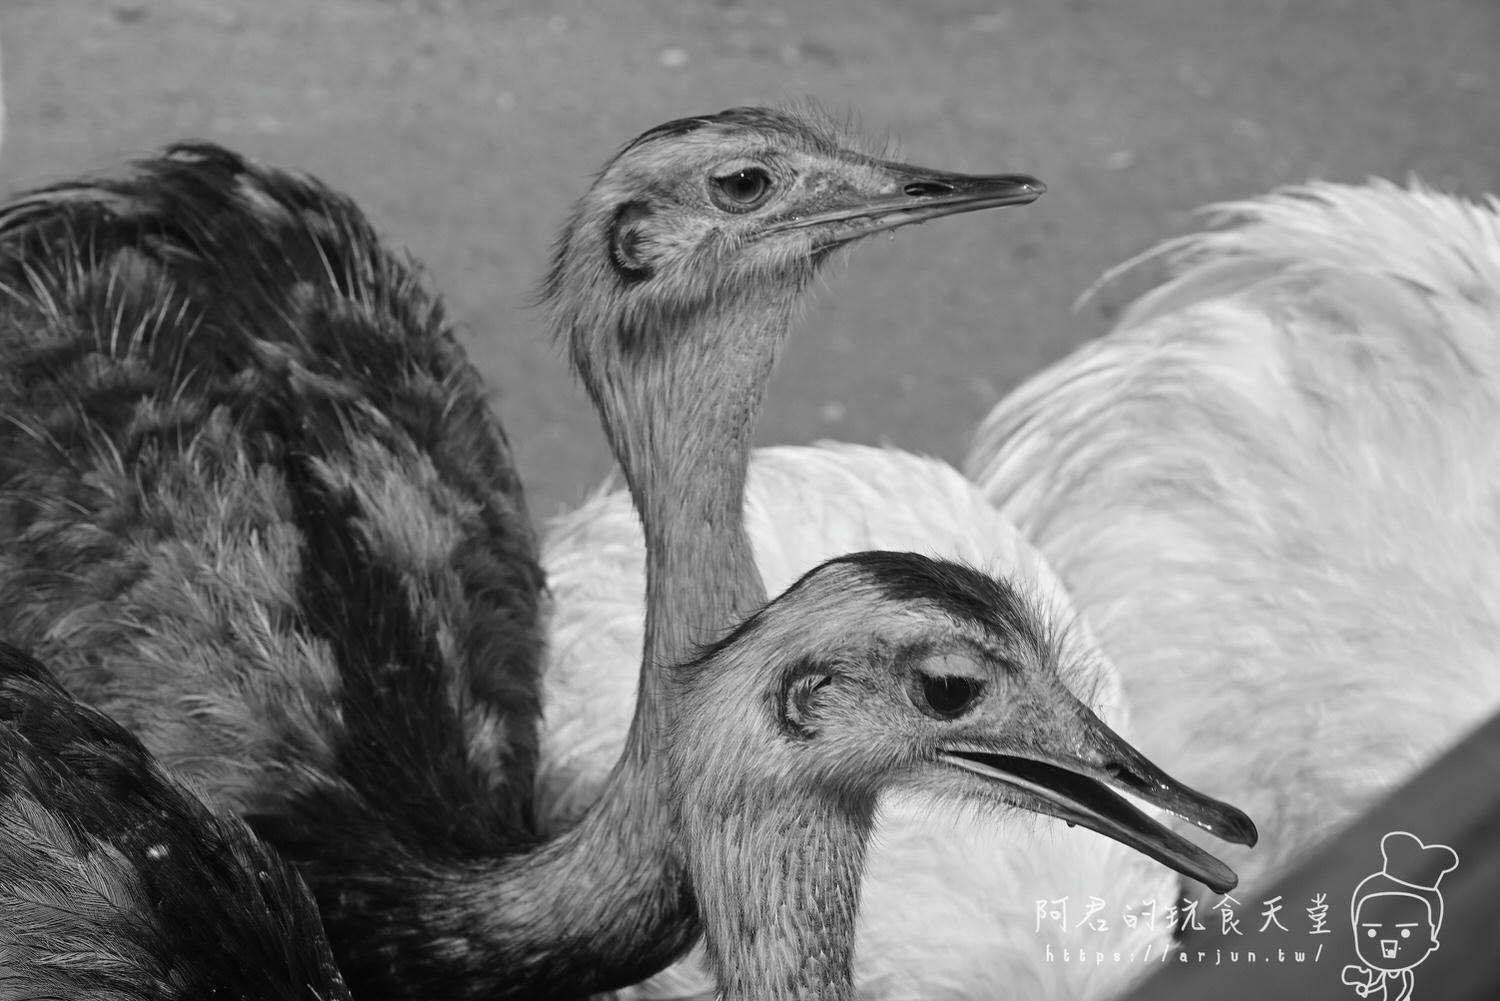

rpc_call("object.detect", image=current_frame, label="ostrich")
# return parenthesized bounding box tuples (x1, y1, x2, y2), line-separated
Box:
(0, 111, 1046, 998)
(0, 639, 351, 1001)
(967, 180, 1500, 901)
(659, 550, 1252, 1001)
(0, 552, 1254, 1001)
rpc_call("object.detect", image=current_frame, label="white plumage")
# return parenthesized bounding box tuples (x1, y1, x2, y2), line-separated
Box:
(540, 444, 1187, 1001)
(968, 180, 1500, 898)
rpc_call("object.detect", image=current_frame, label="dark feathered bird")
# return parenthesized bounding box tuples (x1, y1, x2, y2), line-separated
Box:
(0, 140, 566, 998)
(0, 639, 350, 1001)
(0, 112, 1047, 999)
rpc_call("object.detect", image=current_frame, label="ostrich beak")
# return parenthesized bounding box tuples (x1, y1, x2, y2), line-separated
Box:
(763, 161, 1044, 251)
(940, 687, 1257, 894)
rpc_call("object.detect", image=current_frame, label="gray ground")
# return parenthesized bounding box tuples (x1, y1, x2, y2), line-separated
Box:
(4, 0, 1498, 519)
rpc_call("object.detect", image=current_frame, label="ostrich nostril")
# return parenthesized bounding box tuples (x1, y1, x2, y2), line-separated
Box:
(1101, 760, 1151, 794)
(904, 180, 956, 198)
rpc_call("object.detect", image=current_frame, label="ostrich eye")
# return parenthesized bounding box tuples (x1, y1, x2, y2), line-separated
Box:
(915, 672, 985, 719)
(710, 168, 773, 211)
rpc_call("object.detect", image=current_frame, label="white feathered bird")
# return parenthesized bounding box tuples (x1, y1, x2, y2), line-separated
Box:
(968, 179, 1500, 898)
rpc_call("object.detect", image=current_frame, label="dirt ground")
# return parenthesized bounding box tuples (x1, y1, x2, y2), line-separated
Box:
(4, 0, 1498, 520)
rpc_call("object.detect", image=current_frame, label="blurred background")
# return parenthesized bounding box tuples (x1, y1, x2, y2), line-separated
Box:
(4, 0, 1497, 520)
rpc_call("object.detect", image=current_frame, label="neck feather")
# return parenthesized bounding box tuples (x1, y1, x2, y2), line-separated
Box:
(341, 769, 697, 999)
(608, 296, 794, 735)
(691, 786, 874, 1001)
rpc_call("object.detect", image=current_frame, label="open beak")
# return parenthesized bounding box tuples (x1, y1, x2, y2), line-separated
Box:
(940, 690, 1257, 894)
(764, 160, 1044, 251)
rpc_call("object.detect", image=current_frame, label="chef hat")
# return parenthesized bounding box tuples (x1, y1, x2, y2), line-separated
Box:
(1350, 832, 1459, 932)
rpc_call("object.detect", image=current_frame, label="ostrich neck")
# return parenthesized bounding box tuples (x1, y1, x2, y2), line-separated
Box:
(375, 777, 697, 999)
(405, 299, 792, 997)
(616, 297, 793, 722)
(636, 406, 765, 686)
(694, 788, 873, 1001)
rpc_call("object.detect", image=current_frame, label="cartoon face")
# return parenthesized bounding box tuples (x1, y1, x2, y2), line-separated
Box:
(1353, 892, 1438, 971)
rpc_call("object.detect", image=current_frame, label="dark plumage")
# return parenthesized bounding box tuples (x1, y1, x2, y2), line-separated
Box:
(0, 639, 350, 1001)
(0, 143, 550, 997)
(838, 550, 1047, 651)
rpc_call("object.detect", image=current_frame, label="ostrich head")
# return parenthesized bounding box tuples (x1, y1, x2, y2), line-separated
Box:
(668, 551, 1256, 999)
(672, 550, 1256, 896)
(540, 107, 1042, 500)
